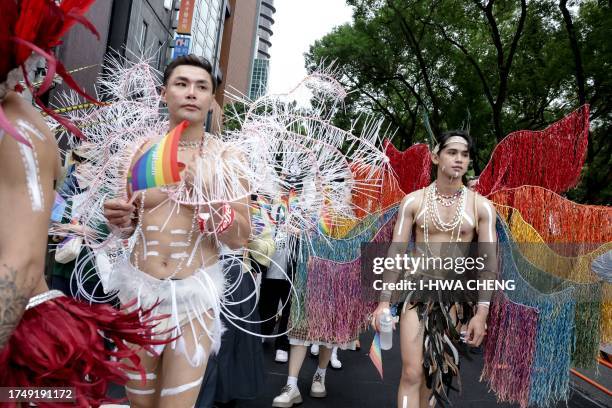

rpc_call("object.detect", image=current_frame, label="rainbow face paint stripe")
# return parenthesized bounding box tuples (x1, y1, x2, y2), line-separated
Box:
(128, 120, 188, 192)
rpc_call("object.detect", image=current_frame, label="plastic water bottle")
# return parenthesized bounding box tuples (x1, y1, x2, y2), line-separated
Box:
(379, 308, 393, 350)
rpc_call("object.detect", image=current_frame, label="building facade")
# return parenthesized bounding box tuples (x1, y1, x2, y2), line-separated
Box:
(50, 0, 114, 100)
(249, 0, 275, 99)
(107, 0, 176, 70)
(189, 0, 227, 74)
(216, 0, 261, 106)
(50, 0, 271, 134)
(171, 0, 227, 81)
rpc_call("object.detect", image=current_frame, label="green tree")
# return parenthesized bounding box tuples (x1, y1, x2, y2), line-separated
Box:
(306, 0, 611, 204)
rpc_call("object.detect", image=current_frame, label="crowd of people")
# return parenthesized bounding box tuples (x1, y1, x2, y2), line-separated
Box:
(3, 2, 604, 408)
(1, 44, 493, 406)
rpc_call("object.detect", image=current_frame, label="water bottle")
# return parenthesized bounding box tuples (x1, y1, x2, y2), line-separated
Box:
(379, 308, 393, 350)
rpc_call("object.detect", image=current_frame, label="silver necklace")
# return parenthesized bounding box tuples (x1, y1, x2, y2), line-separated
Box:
(178, 139, 204, 150)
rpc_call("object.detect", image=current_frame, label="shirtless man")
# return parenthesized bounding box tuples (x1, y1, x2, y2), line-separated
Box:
(0, 91, 62, 348)
(373, 130, 497, 408)
(103, 55, 251, 408)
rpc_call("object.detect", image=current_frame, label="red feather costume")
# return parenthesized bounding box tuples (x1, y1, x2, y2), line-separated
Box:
(0, 0, 100, 145)
(0, 2, 170, 406)
(0, 292, 168, 407)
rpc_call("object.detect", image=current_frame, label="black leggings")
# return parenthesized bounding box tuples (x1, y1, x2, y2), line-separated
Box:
(258, 277, 292, 351)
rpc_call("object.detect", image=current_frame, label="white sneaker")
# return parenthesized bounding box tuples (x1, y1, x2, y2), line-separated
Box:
(272, 384, 303, 407)
(310, 343, 319, 356)
(275, 349, 288, 363)
(330, 350, 342, 369)
(310, 372, 327, 398)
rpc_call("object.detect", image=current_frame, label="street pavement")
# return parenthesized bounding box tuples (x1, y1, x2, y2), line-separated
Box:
(237, 330, 608, 408)
(108, 329, 608, 407)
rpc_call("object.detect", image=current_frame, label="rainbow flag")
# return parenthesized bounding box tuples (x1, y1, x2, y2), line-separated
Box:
(128, 121, 188, 192)
(281, 188, 299, 213)
(51, 192, 67, 222)
(369, 332, 384, 379)
(318, 202, 334, 235)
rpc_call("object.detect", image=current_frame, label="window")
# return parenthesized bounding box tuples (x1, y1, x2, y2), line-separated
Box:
(140, 21, 149, 49)
(157, 41, 164, 69)
(250, 58, 269, 99)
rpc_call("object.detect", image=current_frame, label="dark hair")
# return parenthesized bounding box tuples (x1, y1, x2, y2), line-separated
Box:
(71, 150, 87, 163)
(163, 54, 217, 92)
(436, 129, 473, 154)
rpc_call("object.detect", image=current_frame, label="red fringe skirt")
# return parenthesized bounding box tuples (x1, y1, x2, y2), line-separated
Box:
(0, 290, 167, 407)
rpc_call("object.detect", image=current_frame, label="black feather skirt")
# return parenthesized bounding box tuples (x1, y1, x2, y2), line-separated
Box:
(405, 290, 474, 407)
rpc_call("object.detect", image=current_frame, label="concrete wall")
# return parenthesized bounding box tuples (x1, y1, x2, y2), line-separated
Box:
(124, 0, 175, 68)
(217, 0, 260, 106)
(50, 0, 114, 101)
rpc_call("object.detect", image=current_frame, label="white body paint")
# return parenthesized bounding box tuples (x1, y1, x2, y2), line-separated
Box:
(125, 386, 155, 395)
(396, 196, 415, 235)
(160, 377, 203, 397)
(171, 252, 189, 260)
(17, 119, 46, 141)
(126, 372, 157, 380)
(463, 211, 474, 227)
(16, 130, 44, 212)
(170, 241, 190, 247)
(482, 200, 494, 241)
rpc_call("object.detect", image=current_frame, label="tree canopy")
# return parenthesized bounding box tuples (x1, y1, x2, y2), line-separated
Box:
(305, 0, 611, 204)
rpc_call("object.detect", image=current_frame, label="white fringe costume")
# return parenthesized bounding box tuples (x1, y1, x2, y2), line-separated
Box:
(48, 53, 392, 365)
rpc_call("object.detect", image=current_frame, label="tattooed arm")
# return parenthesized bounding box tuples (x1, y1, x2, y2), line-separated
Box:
(0, 264, 29, 348)
(0, 92, 58, 348)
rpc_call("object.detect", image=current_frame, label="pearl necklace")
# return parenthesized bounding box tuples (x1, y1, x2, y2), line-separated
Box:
(434, 183, 463, 207)
(423, 183, 467, 248)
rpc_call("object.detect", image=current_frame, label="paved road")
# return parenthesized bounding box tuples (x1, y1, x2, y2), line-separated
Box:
(237, 330, 607, 408)
(108, 329, 607, 407)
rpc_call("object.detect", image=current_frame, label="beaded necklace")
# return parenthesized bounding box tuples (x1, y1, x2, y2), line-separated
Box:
(423, 182, 467, 249)
(178, 140, 203, 150)
(434, 182, 463, 207)
(178, 132, 207, 151)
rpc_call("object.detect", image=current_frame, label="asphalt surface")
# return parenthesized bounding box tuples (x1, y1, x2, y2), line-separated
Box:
(236, 330, 608, 408)
(108, 329, 609, 407)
